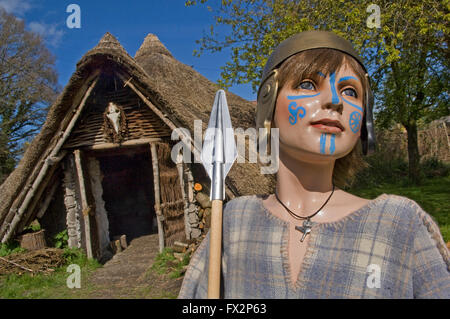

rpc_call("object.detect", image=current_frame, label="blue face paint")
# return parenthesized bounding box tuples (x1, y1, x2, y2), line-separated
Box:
(349, 111, 362, 133)
(338, 76, 358, 84)
(342, 97, 363, 112)
(287, 93, 320, 100)
(319, 133, 337, 154)
(320, 133, 327, 154)
(329, 134, 336, 154)
(288, 102, 306, 125)
(336, 76, 363, 112)
(317, 71, 326, 78)
(329, 72, 340, 105)
(287, 94, 312, 125)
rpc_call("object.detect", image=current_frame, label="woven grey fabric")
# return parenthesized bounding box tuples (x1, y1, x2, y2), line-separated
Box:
(178, 194, 450, 298)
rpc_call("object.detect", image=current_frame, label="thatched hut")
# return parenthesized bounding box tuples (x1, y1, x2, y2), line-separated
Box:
(0, 33, 275, 261)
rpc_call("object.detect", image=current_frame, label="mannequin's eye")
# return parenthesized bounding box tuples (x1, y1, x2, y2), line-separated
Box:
(342, 88, 357, 98)
(298, 81, 315, 90)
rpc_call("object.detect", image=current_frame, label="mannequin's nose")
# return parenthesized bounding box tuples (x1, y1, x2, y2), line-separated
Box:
(321, 87, 343, 114)
(322, 101, 343, 114)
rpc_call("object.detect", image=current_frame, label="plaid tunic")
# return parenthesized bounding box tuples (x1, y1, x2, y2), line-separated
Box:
(178, 194, 450, 298)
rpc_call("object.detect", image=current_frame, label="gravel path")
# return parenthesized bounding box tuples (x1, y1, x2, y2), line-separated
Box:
(86, 234, 183, 298)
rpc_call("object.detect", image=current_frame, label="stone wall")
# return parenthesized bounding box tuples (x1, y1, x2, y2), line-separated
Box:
(63, 156, 83, 249)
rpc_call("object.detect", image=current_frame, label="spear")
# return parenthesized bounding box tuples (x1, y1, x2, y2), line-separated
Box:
(201, 89, 237, 298)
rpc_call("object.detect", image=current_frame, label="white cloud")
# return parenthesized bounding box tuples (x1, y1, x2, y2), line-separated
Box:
(28, 22, 65, 47)
(0, 0, 64, 48)
(0, 0, 32, 16)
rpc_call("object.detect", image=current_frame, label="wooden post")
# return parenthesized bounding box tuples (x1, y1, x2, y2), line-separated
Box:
(150, 143, 165, 253)
(176, 153, 191, 240)
(74, 150, 93, 259)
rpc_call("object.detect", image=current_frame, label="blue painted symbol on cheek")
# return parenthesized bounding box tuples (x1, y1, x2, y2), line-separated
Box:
(329, 72, 340, 105)
(329, 134, 336, 154)
(349, 111, 362, 133)
(288, 102, 306, 125)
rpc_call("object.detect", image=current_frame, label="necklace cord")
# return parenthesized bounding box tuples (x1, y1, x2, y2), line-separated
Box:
(274, 184, 335, 221)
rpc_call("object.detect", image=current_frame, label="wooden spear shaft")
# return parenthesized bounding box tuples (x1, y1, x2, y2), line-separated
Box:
(207, 199, 223, 298)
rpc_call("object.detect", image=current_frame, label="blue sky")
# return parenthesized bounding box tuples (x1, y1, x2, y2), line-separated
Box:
(0, 0, 256, 101)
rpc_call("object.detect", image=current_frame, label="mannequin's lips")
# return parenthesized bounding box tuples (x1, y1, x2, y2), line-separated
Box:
(310, 119, 344, 133)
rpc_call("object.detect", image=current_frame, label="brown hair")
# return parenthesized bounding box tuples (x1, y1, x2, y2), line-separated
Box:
(275, 48, 369, 188)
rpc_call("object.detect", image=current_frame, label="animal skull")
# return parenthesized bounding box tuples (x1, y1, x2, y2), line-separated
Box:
(106, 102, 121, 134)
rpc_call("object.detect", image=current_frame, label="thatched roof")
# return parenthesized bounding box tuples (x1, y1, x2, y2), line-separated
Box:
(134, 34, 275, 195)
(0, 32, 275, 242)
(135, 33, 173, 59)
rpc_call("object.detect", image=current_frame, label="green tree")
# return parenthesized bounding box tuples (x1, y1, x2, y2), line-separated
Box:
(0, 9, 59, 183)
(187, 0, 449, 184)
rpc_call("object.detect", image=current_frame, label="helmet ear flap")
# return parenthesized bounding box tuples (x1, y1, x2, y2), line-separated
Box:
(256, 70, 279, 138)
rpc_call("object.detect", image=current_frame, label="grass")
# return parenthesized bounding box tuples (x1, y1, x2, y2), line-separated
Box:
(1, 247, 187, 299)
(348, 175, 450, 243)
(0, 242, 26, 257)
(0, 248, 102, 299)
(150, 247, 190, 279)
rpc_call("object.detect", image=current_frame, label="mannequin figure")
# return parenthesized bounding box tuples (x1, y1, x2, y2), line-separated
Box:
(179, 31, 449, 298)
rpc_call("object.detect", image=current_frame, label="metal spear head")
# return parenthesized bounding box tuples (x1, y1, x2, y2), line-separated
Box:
(201, 89, 237, 200)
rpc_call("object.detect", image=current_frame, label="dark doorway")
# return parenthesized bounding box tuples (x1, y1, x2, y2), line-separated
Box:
(98, 148, 156, 242)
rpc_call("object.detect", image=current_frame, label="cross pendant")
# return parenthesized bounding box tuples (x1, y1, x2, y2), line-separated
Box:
(295, 219, 314, 242)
